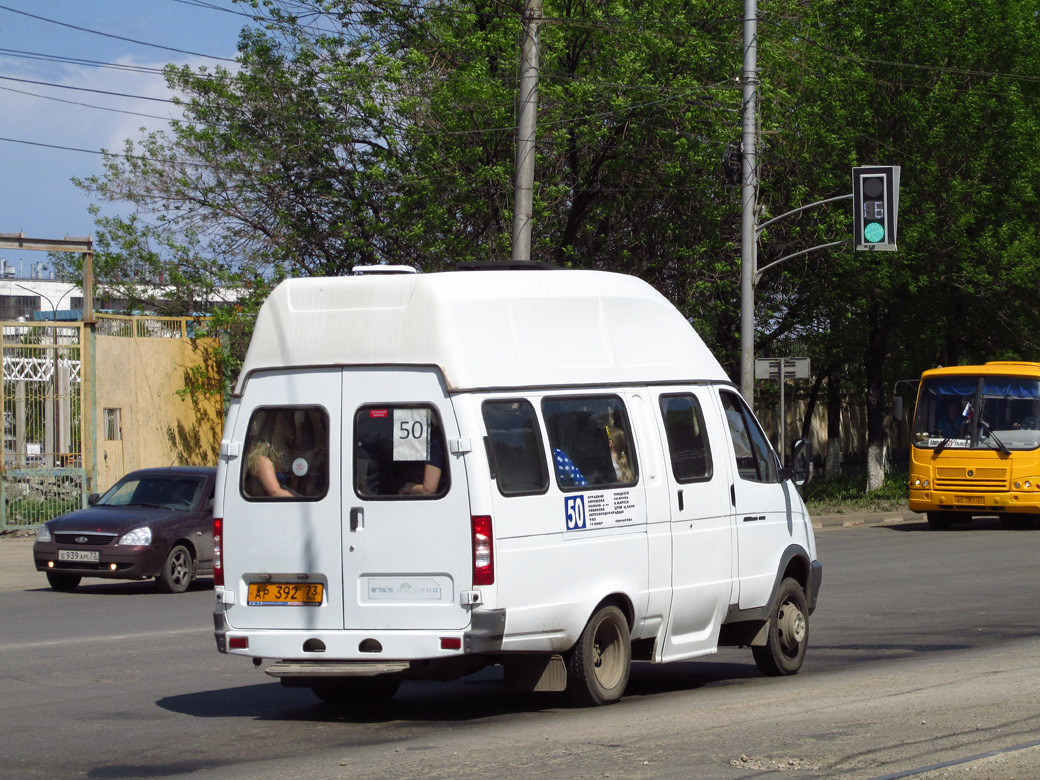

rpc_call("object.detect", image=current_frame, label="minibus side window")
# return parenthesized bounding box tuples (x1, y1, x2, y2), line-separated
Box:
(354, 405, 450, 499)
(720, 391, 778, 484)
(482, 400, 549, 496)
(242, 407, 329, 500)
(659, 394, 713, 483)
(541, 396, 638, 490)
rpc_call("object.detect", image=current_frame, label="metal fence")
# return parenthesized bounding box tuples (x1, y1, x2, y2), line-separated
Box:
(1, 322, 85, 530)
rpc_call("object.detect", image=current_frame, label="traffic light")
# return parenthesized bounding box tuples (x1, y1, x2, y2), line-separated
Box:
(852, 166, 900, 251)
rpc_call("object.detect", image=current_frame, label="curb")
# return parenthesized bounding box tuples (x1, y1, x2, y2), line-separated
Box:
(811, 509, 921, 529)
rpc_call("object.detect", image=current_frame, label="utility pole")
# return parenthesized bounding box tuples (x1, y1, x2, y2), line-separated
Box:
(738, 0, 758, 404)
(511, 0, 542, 263)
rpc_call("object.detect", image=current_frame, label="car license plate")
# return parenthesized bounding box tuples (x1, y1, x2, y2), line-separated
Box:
(954, 495, 985, 505)
(248, 582, 324, 606)
(57, 549, 99, 563)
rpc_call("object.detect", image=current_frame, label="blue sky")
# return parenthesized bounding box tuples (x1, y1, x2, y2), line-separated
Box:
(0, 1, 253, 276)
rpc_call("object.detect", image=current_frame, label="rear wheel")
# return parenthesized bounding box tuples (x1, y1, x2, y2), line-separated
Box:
(46, 571, 81, 591)
(753, 577, 808, 677)
(566, 604, 631, 706)
(156, 544, 194, 593)
(311, 677, 402, 704)
(926, 511, 957, 530)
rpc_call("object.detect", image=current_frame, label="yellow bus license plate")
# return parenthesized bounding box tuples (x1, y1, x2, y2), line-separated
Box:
(248, 582, 324, 606)
(954, 495, 985, 505)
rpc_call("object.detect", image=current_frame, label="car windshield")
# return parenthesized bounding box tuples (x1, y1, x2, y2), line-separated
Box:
(912, 375, 1040, 451)
(98, 475, 206, 510)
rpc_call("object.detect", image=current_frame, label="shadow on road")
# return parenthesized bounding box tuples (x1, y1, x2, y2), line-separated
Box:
(157, 659, 766, 723)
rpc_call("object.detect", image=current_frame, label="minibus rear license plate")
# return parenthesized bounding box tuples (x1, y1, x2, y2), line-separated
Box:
(954, 495, 985, 505)
(248, 582, 324, 606)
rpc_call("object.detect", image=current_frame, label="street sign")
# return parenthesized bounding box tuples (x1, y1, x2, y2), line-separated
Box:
(755, 357, 810, 381)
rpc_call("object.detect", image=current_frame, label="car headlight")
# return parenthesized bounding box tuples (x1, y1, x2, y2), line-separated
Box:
(36, 524, 52, 543)
(118, 526, 152, 546)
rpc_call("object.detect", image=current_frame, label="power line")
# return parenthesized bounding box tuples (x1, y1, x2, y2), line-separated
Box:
(0, 74, 177, 103)
(0, 84, 175, 120)
(0, 3, 237, 63)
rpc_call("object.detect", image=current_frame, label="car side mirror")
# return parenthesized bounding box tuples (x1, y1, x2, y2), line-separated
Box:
(87, 493, 100, 506)
(786, 439, 813, 487)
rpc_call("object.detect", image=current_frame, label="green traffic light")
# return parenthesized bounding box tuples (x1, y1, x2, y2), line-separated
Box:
(864, 222, 885, 243)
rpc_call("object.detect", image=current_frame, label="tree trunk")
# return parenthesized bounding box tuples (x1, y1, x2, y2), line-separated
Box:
(864, 305, 896, 492)
(825, 371, 842, 479)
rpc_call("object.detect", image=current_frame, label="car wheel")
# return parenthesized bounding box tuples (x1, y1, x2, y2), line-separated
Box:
(753, 577, 809, 676)
(156, 544, 194, 593)
(565, 604, 631, 706)
(46, 571, 81, 591)
(312, 677, 402, 704)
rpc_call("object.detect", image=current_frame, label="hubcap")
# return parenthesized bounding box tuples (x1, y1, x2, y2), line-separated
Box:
(777, 600, 806, 655)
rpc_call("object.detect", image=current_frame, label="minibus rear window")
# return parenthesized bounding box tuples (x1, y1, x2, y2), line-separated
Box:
(482, 400, 549, 496)
(242, 407, 329, 500)
(659, 394, 713, 483)
(354, 405, 450, 499)
(541, 396, 638, 490)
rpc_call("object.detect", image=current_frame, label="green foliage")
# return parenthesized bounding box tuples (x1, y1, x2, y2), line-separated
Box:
(65, 0, 1040, 462)
(804, 471, 909, 513)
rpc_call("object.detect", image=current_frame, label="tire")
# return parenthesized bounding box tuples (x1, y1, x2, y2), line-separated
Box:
(927, 511, 956, 530)
(566, 604, 631, 706)
(753, 577, 809, 677)
(156, 544, 194, 593)
(312, 676, 402, 704)
(46, 571, 81, 591)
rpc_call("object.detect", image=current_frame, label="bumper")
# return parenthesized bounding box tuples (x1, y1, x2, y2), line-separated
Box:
(33, 541, 164, 579)
(213, 606, 505, 659)
(909, 489, 1040, 514)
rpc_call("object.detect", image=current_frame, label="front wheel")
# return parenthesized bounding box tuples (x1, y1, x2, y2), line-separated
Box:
(566, 604, 631, 706)
(753, 577, 808, 677)
(156, 544, 194, 593)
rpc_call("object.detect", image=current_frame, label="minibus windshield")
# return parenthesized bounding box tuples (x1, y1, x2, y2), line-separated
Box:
(912, 375, 1040, 451)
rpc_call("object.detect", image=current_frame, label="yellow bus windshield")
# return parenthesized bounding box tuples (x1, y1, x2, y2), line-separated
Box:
(912, 375, 1040, 451)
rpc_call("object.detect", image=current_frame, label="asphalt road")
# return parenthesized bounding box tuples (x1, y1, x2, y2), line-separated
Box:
(1, 517, 1038, 780)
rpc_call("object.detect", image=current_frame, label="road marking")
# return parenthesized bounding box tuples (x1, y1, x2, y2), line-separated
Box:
(0, 627, 205, 651)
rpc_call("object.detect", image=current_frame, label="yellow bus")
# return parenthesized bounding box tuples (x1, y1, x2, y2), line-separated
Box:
(909, 361, 1040, 530)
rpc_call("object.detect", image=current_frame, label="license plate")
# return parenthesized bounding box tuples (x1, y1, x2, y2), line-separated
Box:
(955, 495, 985, 505)
(57, 549, 99, 563)
(248, 582, 324, 606)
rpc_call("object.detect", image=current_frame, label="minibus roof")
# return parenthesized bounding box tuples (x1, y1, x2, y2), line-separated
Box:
(235, 268, 729, 394)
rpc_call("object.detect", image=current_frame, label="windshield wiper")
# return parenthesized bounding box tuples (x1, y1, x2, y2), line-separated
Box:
(978, 420, 1011, 456)
(933, 436, 952, 455)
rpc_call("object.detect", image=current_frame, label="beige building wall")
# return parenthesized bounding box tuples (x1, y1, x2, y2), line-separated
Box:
(94, 333, 222, 492)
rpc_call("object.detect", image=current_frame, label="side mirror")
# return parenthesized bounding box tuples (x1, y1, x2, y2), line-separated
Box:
(893, 396, 904, 421)
(787, 439, 813, 487)
(87, 493, 100, 506)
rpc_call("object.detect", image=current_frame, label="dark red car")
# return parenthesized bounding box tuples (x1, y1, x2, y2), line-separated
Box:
(33, 466, 216, 593)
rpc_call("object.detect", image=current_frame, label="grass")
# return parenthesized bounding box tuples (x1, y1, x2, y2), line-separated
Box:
(803, 471, 909, 515)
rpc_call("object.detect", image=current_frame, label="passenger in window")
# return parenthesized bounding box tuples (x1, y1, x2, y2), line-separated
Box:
(607, 426, 635, 482)
(937, 400, 966, 438)
(399, 422, 446, 496)
(553, 448, 588, 487)
(245, 412, 296, 498)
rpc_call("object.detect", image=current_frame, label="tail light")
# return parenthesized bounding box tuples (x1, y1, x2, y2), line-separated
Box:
(471, 515, 494, 586)
(213, 517, 224, 587)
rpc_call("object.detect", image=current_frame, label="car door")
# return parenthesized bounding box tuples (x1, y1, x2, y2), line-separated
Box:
(344, 367, 474, 631)
(654, 389, 734, 661)
(717, 388, 791, 611)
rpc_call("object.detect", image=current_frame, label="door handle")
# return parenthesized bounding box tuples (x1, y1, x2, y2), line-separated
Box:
(677, 490, 684, 512)
(350, 507, 364, 532)
(742, 515, 766, 523)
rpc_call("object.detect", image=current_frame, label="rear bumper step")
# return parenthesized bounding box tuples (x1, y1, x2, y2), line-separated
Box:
(265, 660, 410, 679)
